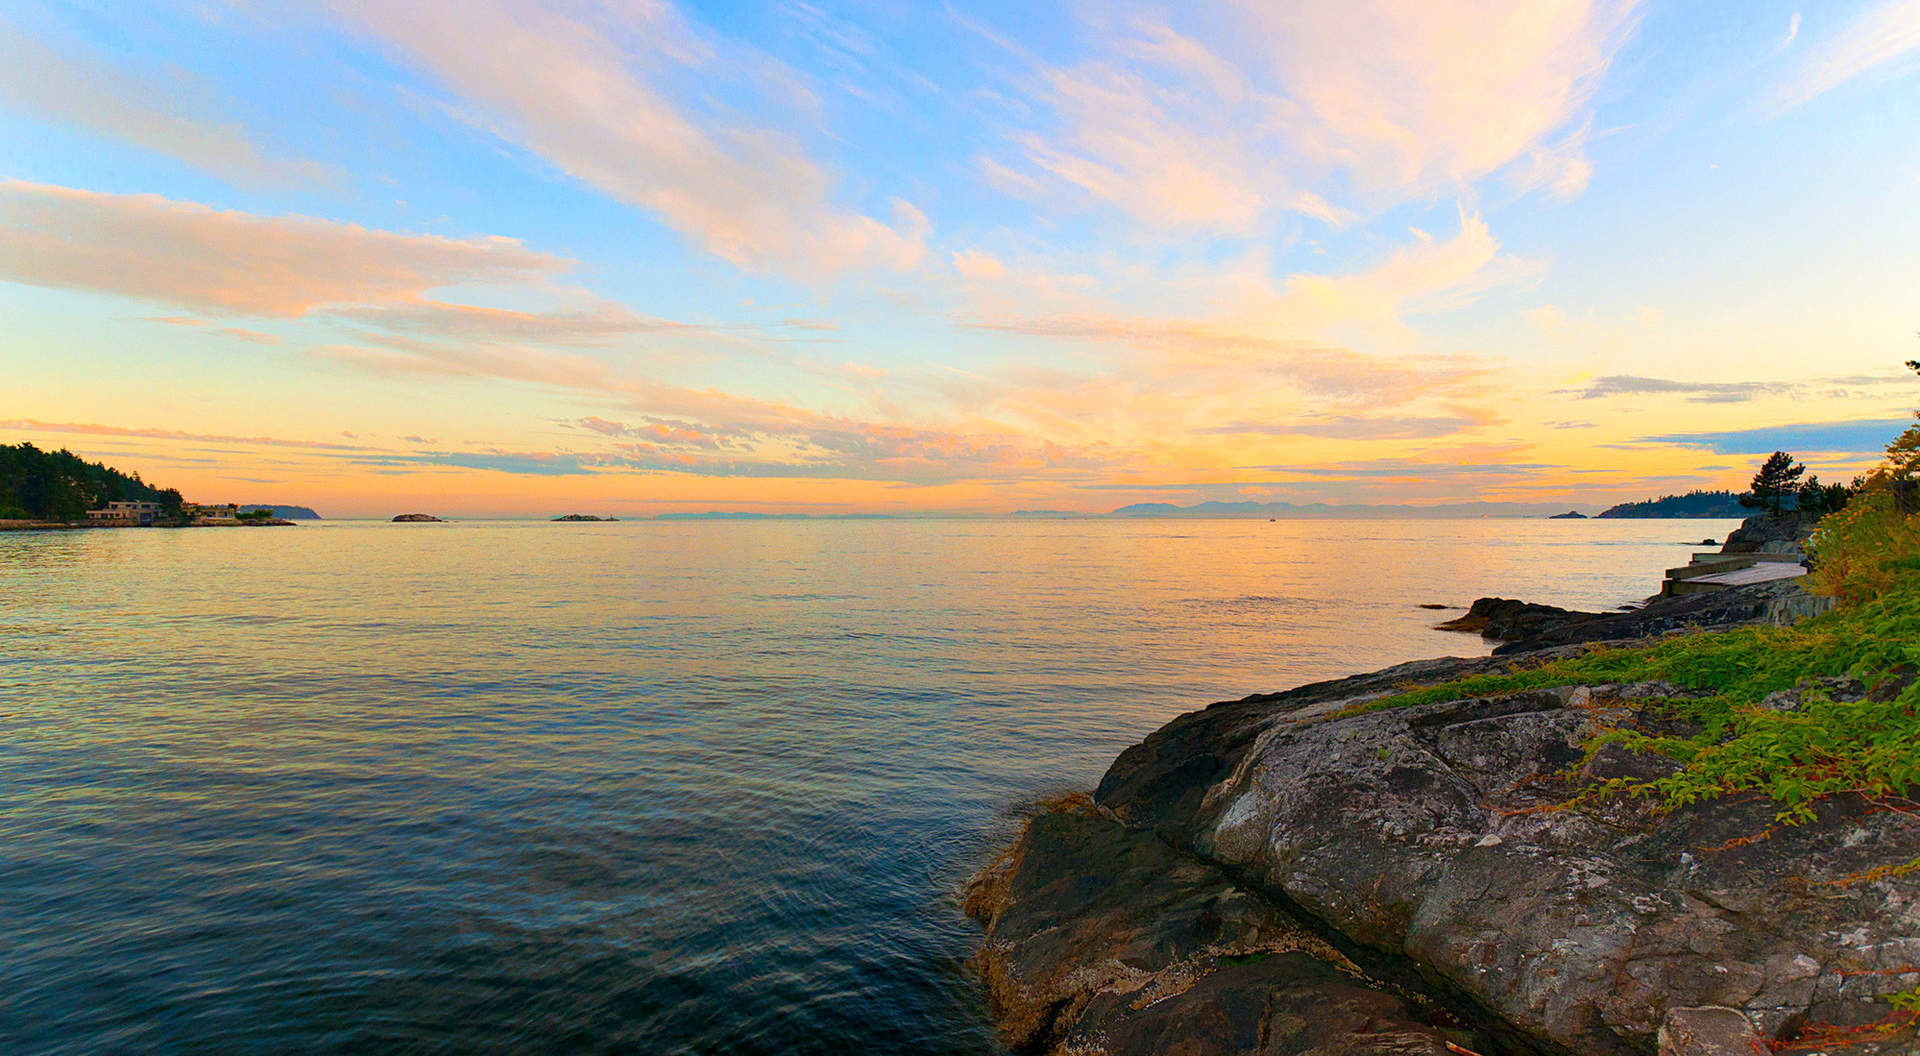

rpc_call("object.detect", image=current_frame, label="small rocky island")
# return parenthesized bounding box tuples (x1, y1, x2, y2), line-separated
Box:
(552, 514, 618, 522)
(391, 513, 444, 522)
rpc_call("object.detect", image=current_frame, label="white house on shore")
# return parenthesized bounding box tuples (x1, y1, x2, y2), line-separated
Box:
(81, 500, 249, 526)
(184, 502, 239, 524)
(86, 500, 162, 525)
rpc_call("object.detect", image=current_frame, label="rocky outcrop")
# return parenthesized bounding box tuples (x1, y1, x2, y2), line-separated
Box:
(1491, 581, 1808, 655)
(974, 667, 1920, 1055)
(1437, 597, 1602, 642)
(552, 514, 619, 521)
(391, 513, 444, 522)
(967, 798, 1489, 1056)
(1721, 512, 1809, 555)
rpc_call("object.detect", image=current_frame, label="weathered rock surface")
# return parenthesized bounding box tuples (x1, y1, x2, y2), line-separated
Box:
(966, 799, 1490, 1056)
(1437, 597, 1601, 642)
(1656, 1007, 1766, 1056)
(1721, 512, 1809, 555)
(979, 665, 1920, 1055)
(1491, 581, 1807, 655)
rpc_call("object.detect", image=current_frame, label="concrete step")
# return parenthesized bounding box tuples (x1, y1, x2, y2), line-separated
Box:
(1689, 551, 1803, 564)
(1664, 562, 1809, 596)
(1666, 557, 1759, 581)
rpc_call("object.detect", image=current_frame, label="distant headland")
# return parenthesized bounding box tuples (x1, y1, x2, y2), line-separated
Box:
(1593, 489, 1747, 518)
(239, 504, 322, 520)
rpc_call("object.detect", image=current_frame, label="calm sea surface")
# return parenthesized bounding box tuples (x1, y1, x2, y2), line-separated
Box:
(0, 517, 1737, 1054)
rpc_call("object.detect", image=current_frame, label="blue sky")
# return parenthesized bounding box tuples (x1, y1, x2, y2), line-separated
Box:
(2, 0, 1918, 515)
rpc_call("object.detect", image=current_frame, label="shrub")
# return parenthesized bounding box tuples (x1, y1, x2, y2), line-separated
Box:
(1808, 491, 1920, 605)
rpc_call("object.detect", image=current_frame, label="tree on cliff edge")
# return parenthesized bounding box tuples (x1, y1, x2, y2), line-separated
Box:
(1740, 451, 1805, 514)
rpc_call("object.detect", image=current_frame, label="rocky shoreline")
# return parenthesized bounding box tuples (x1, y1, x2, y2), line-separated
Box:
(966, 528, 1920, 1055)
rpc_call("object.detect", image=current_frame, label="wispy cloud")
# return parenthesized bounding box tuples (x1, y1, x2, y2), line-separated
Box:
(0, 418, 375, 452)
(330, 0, 927, 278)
(961, 213, 1523, 404)
(0, 16, 328, 187)
(0, 181, 565, 316)
(1773, 0, 1920, 111)
(1567, 375, 1797, 403)
(1565, 372, 1920, 403)
(1241, 456, 1559, 480)
(327, 300, 695, 346)
(1639, 418, 1910, 455)
(987, 1, 1640, 231)
(1196, 411, 1502, 440)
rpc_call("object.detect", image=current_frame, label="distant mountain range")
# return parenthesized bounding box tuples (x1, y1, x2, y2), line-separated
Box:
(635, 493, 1753, 522)
(653, 511, 891, 521)
(1100, 500, 1596, 519)
(680, 500, 1606, 520)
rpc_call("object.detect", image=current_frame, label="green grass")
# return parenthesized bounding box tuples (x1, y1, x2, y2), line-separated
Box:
(1341, 495, 1920, 822)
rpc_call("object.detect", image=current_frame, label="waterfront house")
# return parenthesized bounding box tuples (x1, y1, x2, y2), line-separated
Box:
(86, 500, 162, 525)
(184, 502, 239, 524)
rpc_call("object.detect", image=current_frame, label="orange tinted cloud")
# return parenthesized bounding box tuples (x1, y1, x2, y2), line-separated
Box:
(0, 181, 566, 316)
(992, 1, 1639, 230)
(0, 418, 373, 451)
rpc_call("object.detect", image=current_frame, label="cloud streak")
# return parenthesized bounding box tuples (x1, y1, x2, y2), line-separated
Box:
(0, 418, 376, 452)
(0, 181, 566, 316)
(1774, 0, 1920, 110)
(1196, 412, 1502, 440)
(1566, 372, 1920, 403)
(1639, 418, 1910, 455)
(331, 0, 927, 277)
(0, 16, 328, 186)
(989, 1, 1640, 230)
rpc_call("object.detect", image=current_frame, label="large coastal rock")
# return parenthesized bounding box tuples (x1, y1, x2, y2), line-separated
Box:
(977, 663, 1920, 1055)
(391, 513, 444, 522)
(1720, 512, 1809, 555)
(967, 799, 1487, 1056)
(1490, 580, 1808, 656)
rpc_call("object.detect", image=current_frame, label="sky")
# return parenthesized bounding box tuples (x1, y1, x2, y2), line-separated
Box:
(2, 0, 1918, 517)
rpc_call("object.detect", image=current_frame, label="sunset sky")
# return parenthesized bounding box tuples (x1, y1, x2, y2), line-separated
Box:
(3, 0, 1918, 516)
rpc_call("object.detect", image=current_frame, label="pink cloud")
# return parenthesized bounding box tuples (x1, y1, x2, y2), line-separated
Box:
(0, 181, 567, 316)
(331, 0, 927, 277)
(989, 1, 1639, 230)
(0, 418, 374, 451)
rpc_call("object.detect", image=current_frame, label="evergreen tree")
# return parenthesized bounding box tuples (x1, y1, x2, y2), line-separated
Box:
(1740, 451, 1805, 513)
(1795, 476, 1851, 518)
(0, 443, 184, 521)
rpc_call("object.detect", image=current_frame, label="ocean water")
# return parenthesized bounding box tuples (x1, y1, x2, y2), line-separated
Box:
(0, 517, 1737, 1054)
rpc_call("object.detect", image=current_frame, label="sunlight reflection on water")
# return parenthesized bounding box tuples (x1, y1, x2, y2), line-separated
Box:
(0, 517, 1736, 1054)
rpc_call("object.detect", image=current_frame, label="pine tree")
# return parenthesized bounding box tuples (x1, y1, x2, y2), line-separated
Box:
(1740, 451, 1805, 513)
